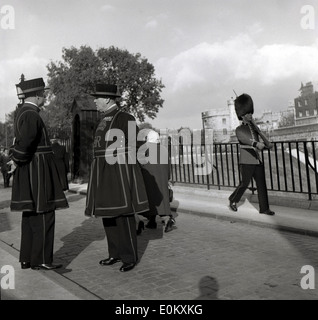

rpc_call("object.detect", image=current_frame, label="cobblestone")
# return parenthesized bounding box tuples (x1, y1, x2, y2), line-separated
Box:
(1, 187, 318, 301)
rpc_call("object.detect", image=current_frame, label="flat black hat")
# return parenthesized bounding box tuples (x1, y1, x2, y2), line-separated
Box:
(91, 84, 121, 98)
(234, 93, 254, 120)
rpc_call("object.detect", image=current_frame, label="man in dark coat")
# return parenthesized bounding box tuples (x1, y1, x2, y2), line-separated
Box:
(85, 83, 149, 272)
(51, 138, 69, 191)
(9, 77, 69, 270)
(139, 130, 176, 232)
(228, 93, 275, 215)
(0, 148, 12, 187)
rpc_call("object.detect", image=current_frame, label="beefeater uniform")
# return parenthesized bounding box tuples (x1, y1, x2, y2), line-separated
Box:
(10, 102, 69, 266)
(85, 107, 149, 264)
(228, 93, 270, 213)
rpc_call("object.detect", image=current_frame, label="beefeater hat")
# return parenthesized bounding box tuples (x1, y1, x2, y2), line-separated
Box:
(18, 77, 49, 94)
(90, 83, 121, 98)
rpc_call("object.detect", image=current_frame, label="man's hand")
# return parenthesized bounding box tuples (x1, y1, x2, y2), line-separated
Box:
(256, 142, 265, 151)
(7, 160, 17, 174)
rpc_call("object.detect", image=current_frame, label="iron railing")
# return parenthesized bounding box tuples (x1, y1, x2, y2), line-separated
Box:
(169, 141, 318, 200)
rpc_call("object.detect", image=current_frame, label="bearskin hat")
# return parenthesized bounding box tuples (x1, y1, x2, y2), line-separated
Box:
(234, 93, 254, 120)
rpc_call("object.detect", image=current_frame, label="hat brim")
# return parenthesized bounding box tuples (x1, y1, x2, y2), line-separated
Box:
(22, 86, 50, 94)
(90, 91, 121, 98)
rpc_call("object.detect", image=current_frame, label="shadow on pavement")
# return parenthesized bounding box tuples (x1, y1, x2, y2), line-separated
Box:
(246, 194, 318, 269)
(195, 276, 219, 300)
(0, 212, 11, 233)
(54, 217, 105, 274)
(136, 216, 164, 262)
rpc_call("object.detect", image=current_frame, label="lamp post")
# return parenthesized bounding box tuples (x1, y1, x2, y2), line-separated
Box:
(15, 73, 25, 107)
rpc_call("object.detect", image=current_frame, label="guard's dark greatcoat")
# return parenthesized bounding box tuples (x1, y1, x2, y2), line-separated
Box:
(140, 143, 171, 217)
(85, 107, 149, 265)
(10, 103, 68, 212)
(85, 108, 149, 217)
(10, 101, 68, 266)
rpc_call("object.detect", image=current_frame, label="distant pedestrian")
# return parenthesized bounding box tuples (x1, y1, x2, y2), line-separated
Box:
(85, 83, 149, 272)
(51, 138, 69, 191)
(228, 93, 275, 215)
(0, 148, 12, 188)
(9, 77, 69, 271)
(139, 129, 176, 233)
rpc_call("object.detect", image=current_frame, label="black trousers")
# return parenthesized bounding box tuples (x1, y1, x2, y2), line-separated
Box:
(229, 164, 269, 213)
(20, 211, 55, 266)
(2, 171, 11, 188)
(102, 215, 137, 264)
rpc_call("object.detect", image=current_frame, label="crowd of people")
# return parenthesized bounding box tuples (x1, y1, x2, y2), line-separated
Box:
(5, 75, 274, 273)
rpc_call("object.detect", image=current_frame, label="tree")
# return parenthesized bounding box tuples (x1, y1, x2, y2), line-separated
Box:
(278, 113, 295, 128)
(45, 45, 165, 134)
(0, 110, 15, 148)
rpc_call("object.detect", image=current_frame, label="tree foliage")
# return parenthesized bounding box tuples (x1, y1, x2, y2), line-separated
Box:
(44, 45, 165, 134)
(0, 110, 16, 148)
(278, 113, 295, 128)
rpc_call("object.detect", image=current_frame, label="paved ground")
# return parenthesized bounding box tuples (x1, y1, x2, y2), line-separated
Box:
(1, 184, 318, 301)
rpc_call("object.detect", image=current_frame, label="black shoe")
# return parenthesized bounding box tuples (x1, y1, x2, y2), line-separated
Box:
(136, 221, 145, 235)
(119, 262, 136, 272)
(260, 209, 275, 216)
(31, 263, 62, 270)
(99, 257, 121, 266)
(229, 202, 237, 212)
(21, 262, 31, 269)
(164, 217, 176, 233)
(145, 220, 157, 229)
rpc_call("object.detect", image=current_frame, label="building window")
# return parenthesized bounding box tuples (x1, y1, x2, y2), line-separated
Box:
(305, 100, 308, 106)
(223, 128, 227, 135)
(314, 110, 317, 116)
(306, 110, 310, 117)
(299, 112, 303, 117)
(222, 118, 226, 125)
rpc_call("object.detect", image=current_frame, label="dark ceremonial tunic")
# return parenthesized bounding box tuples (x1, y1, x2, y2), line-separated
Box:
(10, 103, 68, 213)
(235, 123, 261, 165)
(140, 143, 171, 217)
(51, 141, 69, 191)
(85, 108, 149, 217)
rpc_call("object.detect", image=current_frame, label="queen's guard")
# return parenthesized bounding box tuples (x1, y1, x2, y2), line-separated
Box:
(228, 93, 275, 216)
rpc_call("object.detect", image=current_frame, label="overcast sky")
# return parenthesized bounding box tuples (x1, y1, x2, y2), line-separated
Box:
(1, 0, 318, 129)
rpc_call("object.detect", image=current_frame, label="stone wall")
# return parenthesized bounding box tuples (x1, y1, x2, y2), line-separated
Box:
(270, 123, 318, 142)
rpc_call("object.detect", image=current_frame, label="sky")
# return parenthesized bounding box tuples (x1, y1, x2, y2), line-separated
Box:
(1, 0, 318, 130)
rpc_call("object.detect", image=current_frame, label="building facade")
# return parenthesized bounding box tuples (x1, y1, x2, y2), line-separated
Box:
(294, 82, 318, 126)
(201, 98, 240, 143)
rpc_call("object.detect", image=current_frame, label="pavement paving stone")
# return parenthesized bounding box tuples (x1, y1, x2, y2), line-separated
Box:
(1, 185, 318, 301)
